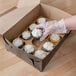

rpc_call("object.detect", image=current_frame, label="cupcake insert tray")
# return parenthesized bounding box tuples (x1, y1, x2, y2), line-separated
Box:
(15, 17, 65, 58)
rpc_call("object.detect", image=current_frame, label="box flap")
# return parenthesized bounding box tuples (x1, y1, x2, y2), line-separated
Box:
(41, 3, 72, 20)
(41, 0, 76, 15)
(0, 0, 18, 16)
(0, 0, 40, 35)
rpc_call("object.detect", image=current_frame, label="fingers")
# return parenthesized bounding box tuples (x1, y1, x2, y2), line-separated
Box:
(35, 24, 44, 29)
(36, 25, 43, 29)
(36, 23, 47, 29)
(40, 26, 51, 41)
(40, 32, 49, 41)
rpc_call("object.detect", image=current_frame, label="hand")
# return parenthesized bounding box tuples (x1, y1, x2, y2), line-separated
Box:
(36, 20, 57, 41)
(36, 19, 68, 41)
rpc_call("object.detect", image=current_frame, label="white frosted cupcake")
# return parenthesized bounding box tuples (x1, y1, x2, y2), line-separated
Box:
(34, 50, 47, 59)
(50, 34, 60, 43)
(43, 42, 54, 52)
(29, 23, 37, 31)
(32, 29, 43, 38)
(24, 44, 35, 54)
(22, 31, 31, 40)
(37, 17, 46, 24)
(12, 38, 23, 48)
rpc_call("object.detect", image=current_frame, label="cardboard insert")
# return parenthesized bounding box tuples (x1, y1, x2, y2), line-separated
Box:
(16, 17, 65, 53)
(3, 3, 71, 71)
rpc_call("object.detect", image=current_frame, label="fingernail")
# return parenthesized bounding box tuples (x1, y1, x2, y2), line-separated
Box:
(40, 38, 43, 41)
(40, 39, 42, 41)
(40, 37, 45, 41)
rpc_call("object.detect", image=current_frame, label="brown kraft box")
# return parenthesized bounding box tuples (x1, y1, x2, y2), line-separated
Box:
(0, 1, 72, 71)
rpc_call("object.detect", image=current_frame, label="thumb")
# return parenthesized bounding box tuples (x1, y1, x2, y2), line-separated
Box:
(40, 32, 48, 41)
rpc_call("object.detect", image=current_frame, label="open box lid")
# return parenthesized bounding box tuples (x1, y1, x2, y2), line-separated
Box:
(0, 0, 40, 35)
(0, 0, 18, 16)
(0, 0, 71, 35)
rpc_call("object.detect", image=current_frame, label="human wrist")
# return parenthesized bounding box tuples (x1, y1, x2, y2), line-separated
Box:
(64, 18, 71, 30)
(55, 19, 68, 33)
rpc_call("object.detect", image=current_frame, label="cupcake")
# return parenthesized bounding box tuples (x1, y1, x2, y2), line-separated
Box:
(37, 17, 46, 24)
(34, 50, 47, 59)
(32, 29, 43, 38)
(22, 31, 31, 40)
(50, 34, 60, 43)
(12, 38, 24, 48)
(29, 23, 37, 31)
(24, 44, 35, 54)
(43, 42, 54, 52)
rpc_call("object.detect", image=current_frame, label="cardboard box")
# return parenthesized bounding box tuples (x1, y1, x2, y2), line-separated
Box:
(0, 1, 72, 71)
(0, 0, 18, 16)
